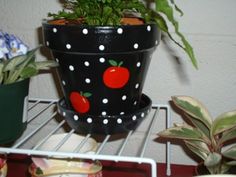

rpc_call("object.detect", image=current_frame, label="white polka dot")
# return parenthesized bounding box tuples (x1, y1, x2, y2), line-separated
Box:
(137, 62, 141, 67)
(62, 80, 66, 85)
(134, 43, 139, 49)
(85, 78, 91, 84)
(132, 115, 137, 121)
(46, 41, 49, 46)
(99, 57, 105, 63)
(102, 98, 108, 104)
(63, 112, 66, 116)
(55, 58, 59, 62)
(120, 112, 125, 115)
(99, 45, 105, 51)
(117, 28, 123, 34)
(74, 115, 79, 121)
(134, 101, 137, 105)
(135, 83, 139, 89)
(102, 111, 107, 116)
(103, 119, 108, 124)
(141, 113, 145, 117)
(84, 61, 90, 66)
(53, 28, 57, 33)
(117, 118, 122, 124)
(155, 40, 158, 45)
(66, 44, 71, 49)
(87, 117, 92, 123)
(82, 28, 88, 35)
(122, 95, 127, 101)
(147, 25, 151, 31)
(69, 65, 74, 71)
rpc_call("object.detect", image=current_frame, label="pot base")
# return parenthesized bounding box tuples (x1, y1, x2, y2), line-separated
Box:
(57, 94, 152, 135)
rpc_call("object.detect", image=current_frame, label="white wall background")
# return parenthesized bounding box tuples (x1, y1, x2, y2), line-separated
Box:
(1, 0, 236, 165)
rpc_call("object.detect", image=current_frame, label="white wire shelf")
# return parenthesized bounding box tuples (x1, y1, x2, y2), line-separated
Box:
(0, 98, 172, 177)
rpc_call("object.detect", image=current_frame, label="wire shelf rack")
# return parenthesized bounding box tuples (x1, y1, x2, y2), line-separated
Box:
(0, 98, 172, 177)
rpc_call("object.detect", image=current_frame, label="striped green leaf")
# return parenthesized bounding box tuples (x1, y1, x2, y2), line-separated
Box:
(172, 96, 213, 129)
(212, 110, 236, 135)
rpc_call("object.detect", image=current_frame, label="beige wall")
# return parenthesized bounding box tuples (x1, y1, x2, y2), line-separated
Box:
(1, 0, 236, 165)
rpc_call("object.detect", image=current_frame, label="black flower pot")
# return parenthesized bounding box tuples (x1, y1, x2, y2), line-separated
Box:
(42, 21, 160, 134)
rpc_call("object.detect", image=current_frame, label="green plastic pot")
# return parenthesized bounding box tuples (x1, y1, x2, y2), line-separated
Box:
(0, 79, 29, 144)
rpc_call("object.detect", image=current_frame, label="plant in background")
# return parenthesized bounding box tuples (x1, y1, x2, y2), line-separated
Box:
(158, 96, 236, 174)
(48, 0, 198, 69)
(0, 31, 58, 85)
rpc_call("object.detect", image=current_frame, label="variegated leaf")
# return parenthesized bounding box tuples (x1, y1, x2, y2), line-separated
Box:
(184, 140, 209, 160)
(185, 114, 211, 140)
(212, 110, 236, 135)
(35, 61, 58, 70)
(172, 96, 212, 129)
(158, 124, 203, 141)
(3, 54, 27, 72)
(222, 145, 236, 160)
(219, 126, 236, 145)
(204, 152, 222, 167)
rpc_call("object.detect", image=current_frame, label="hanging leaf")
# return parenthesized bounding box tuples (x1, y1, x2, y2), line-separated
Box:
(155, 0, 198, 69)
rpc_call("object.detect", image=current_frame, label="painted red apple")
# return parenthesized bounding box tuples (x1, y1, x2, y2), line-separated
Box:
(69, 91, 91, 113)
(103, 60, 130, 88)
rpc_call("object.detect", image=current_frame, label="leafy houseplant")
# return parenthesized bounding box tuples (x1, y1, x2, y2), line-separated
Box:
(43, 0, 197, 135)
(48, 0, 198, 69)
(0, 31, 58, 144)
(158, 96, 236, 174)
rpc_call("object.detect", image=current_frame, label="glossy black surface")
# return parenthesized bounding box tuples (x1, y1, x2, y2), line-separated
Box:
(57, 94, 152, 134)
(43, 22, 160, 133)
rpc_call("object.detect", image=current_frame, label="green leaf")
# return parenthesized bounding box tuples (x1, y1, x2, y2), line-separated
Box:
(35, 61, 59, 70)
(3, 54, 27, 72)
(212, 110, 236, 135)
(204, 152, 222, 167)
(169, 0, 184, 16)
(226, 160, 236, 166)
(20, 64, 38, 79)
(172, 96, 213, 129)
(222, 145, 236, 160)
(155, 0, 198, 69)
(184, 140, 209, 160)
(36, 167, 43, 175)
(158, 124, 203, 141)
(219, 126, 236, 145)
(83, 92, 92, 98)
(0, 63, 3, 83)
(185, 114, 211, 140)
(108, 60, 118, 66)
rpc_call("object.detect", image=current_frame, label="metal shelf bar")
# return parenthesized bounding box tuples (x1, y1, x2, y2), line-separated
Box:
(27, 101, 55, 123)
(96, 135, 111, 155)
(0, 99, 172, 177)
(32, 120, 66, 150)
(28, 100, 40, 111)
(140, 107, 160, 158)
(12, 112, 57, 149)
(73, 134, 92, 153)
(116, 131, 133, 156)
(53, 129, 76, 152)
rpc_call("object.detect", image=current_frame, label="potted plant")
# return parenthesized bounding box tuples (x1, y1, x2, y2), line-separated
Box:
(158, 96, 236, 175)
(42, 0, 198, 134)
(0, 31, 58, 144)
